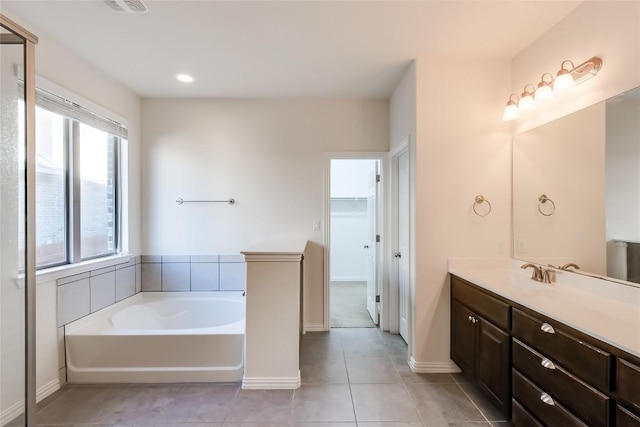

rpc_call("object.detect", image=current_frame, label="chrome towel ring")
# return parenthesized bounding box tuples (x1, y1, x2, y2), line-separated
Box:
(538, 194, 555, 216)
(473, 195, 492, 217)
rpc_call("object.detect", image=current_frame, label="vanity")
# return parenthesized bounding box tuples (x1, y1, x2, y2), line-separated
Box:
(449, 262, 640, 426)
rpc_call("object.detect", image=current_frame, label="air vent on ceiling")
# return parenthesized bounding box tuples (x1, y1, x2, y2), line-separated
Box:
(104, 0, 147, 13)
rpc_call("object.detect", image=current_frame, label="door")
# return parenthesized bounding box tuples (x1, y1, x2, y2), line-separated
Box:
(0, 19, 37, 424)
(476, 317, 511, 417)
(451, 300, 476, 376)
(365, 162, 379, 324)
(397, 150, 410, 341)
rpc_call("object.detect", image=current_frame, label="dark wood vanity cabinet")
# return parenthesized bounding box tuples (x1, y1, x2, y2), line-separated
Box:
(450, 275, 640, 427)
(617, 358, 640, 425)
(451, 277, 511, 418)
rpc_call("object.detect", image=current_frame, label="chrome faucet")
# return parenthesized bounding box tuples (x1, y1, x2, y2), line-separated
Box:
(560, 263, 580, 271)
(521, 263, 555, 283)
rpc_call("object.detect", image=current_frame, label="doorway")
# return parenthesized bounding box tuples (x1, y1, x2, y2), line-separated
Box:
(328, 158, 380, 328)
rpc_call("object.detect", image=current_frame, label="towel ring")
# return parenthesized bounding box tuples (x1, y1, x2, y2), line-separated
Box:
(473, 195, 491, 217)
(538, 194, 555, 216)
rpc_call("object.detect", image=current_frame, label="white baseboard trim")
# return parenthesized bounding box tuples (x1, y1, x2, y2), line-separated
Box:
(408, 357, 461, 373)
(242, 372, 301, 390)
(0, 378, 60, 425)
(303, 323, 327, 332)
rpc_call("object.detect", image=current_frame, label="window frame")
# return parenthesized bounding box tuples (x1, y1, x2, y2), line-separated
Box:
(28, 89, 125, 270)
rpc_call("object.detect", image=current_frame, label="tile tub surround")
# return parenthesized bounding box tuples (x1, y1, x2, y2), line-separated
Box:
(141, 255, 246, 292)
(57, 258, 139, 328)
(8, 328, 507, 426)
(448, 258, 640, 358)
(57, 253, 245, 328)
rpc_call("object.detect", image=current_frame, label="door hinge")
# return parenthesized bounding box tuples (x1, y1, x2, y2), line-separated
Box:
(376, 174, 381, 183)
(375, 295, 380, 303)
(376, 234, 380, 243)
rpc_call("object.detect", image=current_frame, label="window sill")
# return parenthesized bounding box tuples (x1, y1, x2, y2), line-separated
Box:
(14, 254, 135, 288)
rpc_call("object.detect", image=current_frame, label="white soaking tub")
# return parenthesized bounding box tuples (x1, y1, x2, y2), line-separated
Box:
(65, 292, 245, 383)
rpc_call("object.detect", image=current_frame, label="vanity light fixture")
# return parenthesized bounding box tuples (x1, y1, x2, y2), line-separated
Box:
(502, 56, 602, 121)
(518, 84, 536, 111)
(502, 94, 520, 121)
(553, 60, 577, 95)
(534, 73, 554, 103)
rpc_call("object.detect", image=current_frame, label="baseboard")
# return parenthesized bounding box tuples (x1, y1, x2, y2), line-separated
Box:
(303, 323, 327, 332)
(408, 356, 461, 373)
(242, 371, 301, 390)
(0, 378, 60, 425)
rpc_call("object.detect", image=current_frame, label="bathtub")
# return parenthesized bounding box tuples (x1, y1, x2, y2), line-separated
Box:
(65, 292, 244, 383)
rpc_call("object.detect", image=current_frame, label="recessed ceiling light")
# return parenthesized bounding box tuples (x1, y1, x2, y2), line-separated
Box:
(176, 74, 194, 83)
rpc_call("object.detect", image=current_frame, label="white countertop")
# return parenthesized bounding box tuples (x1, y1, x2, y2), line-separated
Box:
(448, 259, 640, 358)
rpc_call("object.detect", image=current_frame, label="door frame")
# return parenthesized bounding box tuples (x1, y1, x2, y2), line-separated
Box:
(386, 137, 413, 349)
(324, 152, 386, 331)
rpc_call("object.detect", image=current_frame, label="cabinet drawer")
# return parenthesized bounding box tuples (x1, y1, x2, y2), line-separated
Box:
(512, 308, 611, 391)
(513, 339, 610, 427)
(513, 369, 588, 427)
(618, 406, 640, 427)
(451, 277, 510, 330)
(618, 358, 640, 414)
(512, 399, 543, 427)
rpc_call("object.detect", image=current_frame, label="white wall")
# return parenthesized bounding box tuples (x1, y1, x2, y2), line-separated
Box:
(330, 159, 376, 198)
(512, 1, 640, 134)
(411, 57, 512, 367)
(141, 99, 389, 327)
(0, 11, 142, 418)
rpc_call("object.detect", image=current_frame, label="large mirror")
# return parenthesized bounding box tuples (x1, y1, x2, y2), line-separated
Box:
(513, 86, 640, 285)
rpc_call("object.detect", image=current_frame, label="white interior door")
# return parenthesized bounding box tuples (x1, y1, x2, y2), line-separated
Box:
(366, 162, 379, 324)
(397, 151, 410, 342)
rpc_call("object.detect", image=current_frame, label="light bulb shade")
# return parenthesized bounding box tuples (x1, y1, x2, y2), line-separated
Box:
(553, 70, 575, 94)
(535, 84, 553, 102)
(519, 94, 535, 111)
(502, 102, 519, 121)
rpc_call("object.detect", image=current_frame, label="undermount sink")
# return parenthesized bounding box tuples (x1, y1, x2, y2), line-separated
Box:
(509, 273, 554, 291)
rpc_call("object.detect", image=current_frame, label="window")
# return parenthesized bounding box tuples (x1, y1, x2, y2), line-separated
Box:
(23, 85, 127, 268)
(35, 106, 66, 266)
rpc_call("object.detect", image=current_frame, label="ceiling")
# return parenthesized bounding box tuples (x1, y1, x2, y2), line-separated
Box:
(1, 1, 583, 98)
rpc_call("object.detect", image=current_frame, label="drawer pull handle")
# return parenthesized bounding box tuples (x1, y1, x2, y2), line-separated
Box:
(468, 315, 473, 322)
(540, 393, 555, 406)
(540, 323, 556, 334)
(541, 358, 556, 370)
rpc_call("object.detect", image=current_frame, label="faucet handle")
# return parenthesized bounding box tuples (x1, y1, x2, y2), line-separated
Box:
(542, 268, 555, 283)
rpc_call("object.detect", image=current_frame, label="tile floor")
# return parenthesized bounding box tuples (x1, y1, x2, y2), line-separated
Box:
(11, 328, 511, 426)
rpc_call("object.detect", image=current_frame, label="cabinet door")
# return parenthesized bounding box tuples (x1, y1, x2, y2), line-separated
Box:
(451, 300, 476, 377)
(476, 316, 511, 417)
